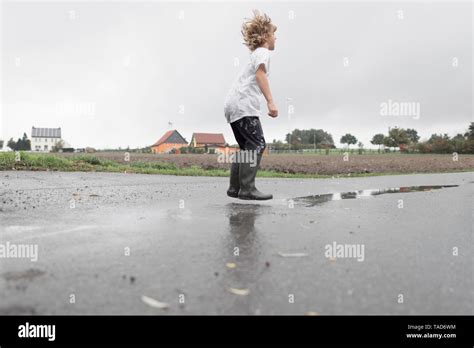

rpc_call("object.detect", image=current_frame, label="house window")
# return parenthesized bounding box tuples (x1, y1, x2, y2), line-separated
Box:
(44, 145, 48, 151)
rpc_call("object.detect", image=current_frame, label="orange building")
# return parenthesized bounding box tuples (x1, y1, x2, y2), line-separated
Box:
(190, 133, 226, 149)
(151, 130, 187, 154)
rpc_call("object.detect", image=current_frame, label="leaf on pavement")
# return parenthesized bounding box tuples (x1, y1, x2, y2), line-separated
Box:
(141, 295, 169, 309)
(227, 287, 250, 296)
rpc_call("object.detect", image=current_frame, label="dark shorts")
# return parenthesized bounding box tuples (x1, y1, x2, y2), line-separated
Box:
(230, 116, 266, 154)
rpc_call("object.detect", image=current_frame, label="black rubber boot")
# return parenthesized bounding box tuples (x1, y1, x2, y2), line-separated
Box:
(238, 153, 273, 200)
(227, 161, 240, 198)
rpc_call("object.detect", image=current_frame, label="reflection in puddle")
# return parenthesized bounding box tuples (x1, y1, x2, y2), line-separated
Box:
(221, 203, 268, 303)
(294, 185, 459, 207)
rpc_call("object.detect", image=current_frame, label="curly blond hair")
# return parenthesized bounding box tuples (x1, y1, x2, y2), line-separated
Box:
(241, 10, 277, 51)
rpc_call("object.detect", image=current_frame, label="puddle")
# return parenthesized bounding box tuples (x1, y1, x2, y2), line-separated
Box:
(294, 185, 459, 207)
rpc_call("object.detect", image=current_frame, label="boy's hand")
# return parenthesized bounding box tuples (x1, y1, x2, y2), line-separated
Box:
(267, 100, 278, 118)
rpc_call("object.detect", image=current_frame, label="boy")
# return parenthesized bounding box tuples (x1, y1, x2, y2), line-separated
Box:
(224, 10, 278, 201)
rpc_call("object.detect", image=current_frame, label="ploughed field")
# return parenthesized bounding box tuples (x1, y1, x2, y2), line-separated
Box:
(56, 152, 474, 175)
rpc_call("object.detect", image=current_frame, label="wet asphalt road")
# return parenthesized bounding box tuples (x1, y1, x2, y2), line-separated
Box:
(0, 170, 472, 315)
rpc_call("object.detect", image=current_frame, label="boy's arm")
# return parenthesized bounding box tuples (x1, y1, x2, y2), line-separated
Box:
(255, 64, 278, 118)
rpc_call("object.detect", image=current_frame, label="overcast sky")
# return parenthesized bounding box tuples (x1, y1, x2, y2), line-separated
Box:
(1, 1, 472, 149)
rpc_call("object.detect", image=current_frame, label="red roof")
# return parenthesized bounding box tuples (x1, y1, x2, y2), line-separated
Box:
(153, 130, 173, 147)
(192, 133, 225, 145)
(152, 130, 187, 147)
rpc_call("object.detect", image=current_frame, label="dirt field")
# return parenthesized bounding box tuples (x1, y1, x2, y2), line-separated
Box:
(57, 152, 474, 175)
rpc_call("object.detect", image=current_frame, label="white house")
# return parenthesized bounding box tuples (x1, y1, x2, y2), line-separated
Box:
(0, 139, 9, 152)
(31, 127, 62, 152)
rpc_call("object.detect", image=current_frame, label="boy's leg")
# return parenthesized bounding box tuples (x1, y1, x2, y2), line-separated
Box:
(232, 117, 272, 200)
(227, 161, 240, 198)
(226, 120, 247, 198)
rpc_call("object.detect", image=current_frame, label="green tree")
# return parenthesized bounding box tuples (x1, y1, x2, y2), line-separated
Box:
(465, 122, 474, 139)
(463, 123, 474, 153)
(25, 133, 31, 150)
(451, 134, 466, 153)
(16, 138, 23, 150)
(428, 133, 453, 153)
(285, 129, 335, 149)
(370, 134, 385, 153)
(340, 133, 357, 149)
(383, 136, 397, 152)
(405, 128, 420, 143)
(17, 133, 31, 151)
(384, 127, 409, 151)
(7, 138, 16, 150)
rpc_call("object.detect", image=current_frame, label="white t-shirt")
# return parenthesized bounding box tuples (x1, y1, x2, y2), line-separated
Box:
(224, 47, 271, 123)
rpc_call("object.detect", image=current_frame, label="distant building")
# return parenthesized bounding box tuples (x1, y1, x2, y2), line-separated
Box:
(189, 133, 268, 155)
(190, 133, 226, 152)
(31, 127, 62, 152)
(0, 139, 10, 152)
(151, 130, 187, 154)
